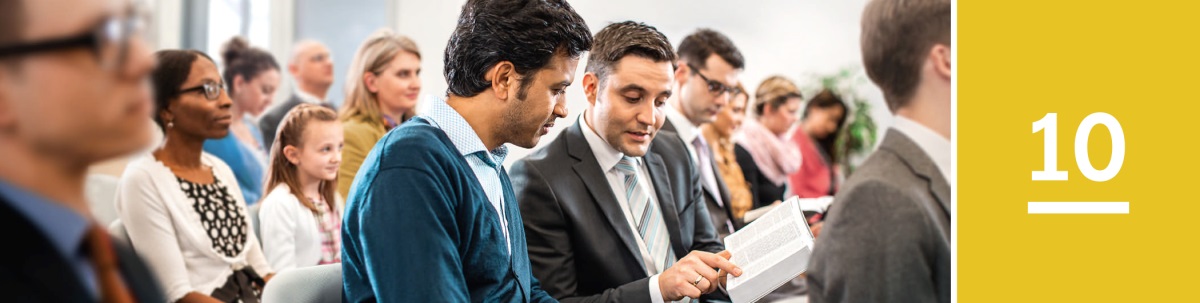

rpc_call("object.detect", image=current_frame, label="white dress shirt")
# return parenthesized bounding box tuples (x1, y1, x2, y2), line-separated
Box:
(295, 89, 326, 105)
(663, 104, 701, 165)
(892, 116, 952, 185)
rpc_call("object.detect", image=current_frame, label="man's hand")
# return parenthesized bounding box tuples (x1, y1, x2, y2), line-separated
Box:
(658, 250, 743, 301)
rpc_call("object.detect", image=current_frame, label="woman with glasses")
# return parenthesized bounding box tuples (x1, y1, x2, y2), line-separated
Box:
(116, 49, 274, 303)
(202, 37, 281, 206)
(734, 76, 804, 209)
(337, 28, 422, 198)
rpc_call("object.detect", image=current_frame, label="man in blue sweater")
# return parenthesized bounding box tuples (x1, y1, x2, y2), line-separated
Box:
(341, 0, 593, 302)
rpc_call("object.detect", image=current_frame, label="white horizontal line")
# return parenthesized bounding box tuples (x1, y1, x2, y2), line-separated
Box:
(1027, 202, 1129, 214)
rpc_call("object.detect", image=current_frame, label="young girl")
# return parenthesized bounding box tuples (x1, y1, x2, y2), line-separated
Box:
(257, 104, 345, 271)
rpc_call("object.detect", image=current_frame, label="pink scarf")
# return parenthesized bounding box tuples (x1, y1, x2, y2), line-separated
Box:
(734, 119, 801, 186)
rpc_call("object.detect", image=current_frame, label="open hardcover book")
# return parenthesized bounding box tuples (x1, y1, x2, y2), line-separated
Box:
(723, 196, 816, 303)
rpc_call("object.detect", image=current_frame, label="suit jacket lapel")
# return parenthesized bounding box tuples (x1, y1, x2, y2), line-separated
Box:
(643, 152, 686, 256)
(881, 129, 951, 218)
(1, 198, 91, 302)
(564, 123, 648, 272)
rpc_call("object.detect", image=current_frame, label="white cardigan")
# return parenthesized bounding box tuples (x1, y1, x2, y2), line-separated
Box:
(115, 153, 273, 302)
(257, 184, 343, 272)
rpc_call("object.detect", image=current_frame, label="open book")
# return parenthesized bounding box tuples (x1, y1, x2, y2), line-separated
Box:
(723, 197, 815, 303)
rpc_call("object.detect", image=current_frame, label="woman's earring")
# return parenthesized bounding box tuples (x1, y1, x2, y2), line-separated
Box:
(167, 120, 174, 128)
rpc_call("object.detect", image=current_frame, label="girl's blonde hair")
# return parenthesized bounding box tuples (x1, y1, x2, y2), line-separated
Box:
(265, 104, 340, 214)
(340, 28, 421, 125)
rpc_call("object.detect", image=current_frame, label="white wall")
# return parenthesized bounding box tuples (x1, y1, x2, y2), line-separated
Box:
(142, 0, 892, 170)
(393, 0, 892, 166)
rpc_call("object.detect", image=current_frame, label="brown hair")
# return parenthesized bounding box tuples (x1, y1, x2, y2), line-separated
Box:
(265, 104, 341, 214)
(585, 21, 675, 88)
(803, 89, 849, 163)
(677, 28, 745, 70)
(860, 0, 950, 112)
(220, 36, 279, 96)
(753, 75, 802, 116)
(341, 28, 421, 124)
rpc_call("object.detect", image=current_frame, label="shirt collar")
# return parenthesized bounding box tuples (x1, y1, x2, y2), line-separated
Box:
(578, 112, 629, 172)
(0, 179, 91, 259)
(295, 89, 325, 105)
(663, 103, 700, 143)
(422, 97, 508, 167)
(892, 115, 951, 183)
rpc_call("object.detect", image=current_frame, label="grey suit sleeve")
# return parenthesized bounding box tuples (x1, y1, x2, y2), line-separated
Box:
(806, 180, 940, 303)
(512, 160, 652, 303)
(688, 160, 725, 254)
(259, 111, 279, 150)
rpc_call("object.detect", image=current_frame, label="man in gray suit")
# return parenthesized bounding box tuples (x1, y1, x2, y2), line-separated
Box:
(259, 40, 334, 149)
(660, 29, 746, 240)
(511, 21, 742, 303)
(805, 0, 952, 302)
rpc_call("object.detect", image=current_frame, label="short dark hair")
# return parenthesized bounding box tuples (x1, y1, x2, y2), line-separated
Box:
(0, 0, 21, 46)
(585, 21, 675, 89)
(676, 28, 744, 71)
(860, 0, 950, 112)
(151, 49, 214, 130)
(0, 0, 24, 67)
(220, 36, 279, 95)
(443, 0, 593, 98)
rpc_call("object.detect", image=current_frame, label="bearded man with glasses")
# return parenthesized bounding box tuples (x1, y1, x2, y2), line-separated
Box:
(0, 0, 165, 302)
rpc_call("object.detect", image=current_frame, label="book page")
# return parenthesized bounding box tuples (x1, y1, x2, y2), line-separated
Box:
(724, 197, 815, 302)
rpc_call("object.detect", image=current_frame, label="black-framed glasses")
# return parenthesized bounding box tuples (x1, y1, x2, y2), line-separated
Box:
(686, 63, 743, 98)
(0, 5, 146, 71)
(179, 80, 227, 101)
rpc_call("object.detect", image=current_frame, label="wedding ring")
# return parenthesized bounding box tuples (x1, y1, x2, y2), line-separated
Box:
(692, 275, 704, 286)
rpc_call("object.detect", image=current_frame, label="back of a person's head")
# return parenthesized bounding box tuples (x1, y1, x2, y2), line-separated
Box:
(753, 75, 802, 117)
(266, 104, 340, 212)
(677, 28, 745, 71)
(220, 36, 280, 96)
(151, 49, 215, 130)
(586, 21, 676, 89)
(443, 0, 593, 98)
(860, 0, 951, 112)
(341, 28, 420, 122)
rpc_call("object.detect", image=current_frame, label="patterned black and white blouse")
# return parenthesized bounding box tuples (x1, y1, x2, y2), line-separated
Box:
(177, 176, 248, 258)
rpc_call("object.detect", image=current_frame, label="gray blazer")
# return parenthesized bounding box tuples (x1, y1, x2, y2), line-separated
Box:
(660, 120, 741, 240)
(258, 93, 303, 151)
(510, 121, 725, 303)
(806, 129, 951, 303)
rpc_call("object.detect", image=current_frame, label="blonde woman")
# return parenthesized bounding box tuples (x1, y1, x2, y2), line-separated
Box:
(735, 76, 803, 208)
(337, 29, 422, 198)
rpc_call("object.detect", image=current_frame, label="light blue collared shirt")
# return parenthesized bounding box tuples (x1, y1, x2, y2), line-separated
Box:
(421, 98, 512, 254)
(0, 179, 97, 298)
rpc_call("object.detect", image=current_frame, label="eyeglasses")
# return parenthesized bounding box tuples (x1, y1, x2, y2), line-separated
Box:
(179, 80, 227, 101)
(0, 5, 147, 71)
(686, 63, 743, 98)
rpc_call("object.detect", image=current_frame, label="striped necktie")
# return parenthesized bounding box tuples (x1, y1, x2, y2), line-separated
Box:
(614, 156, 675, 273)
